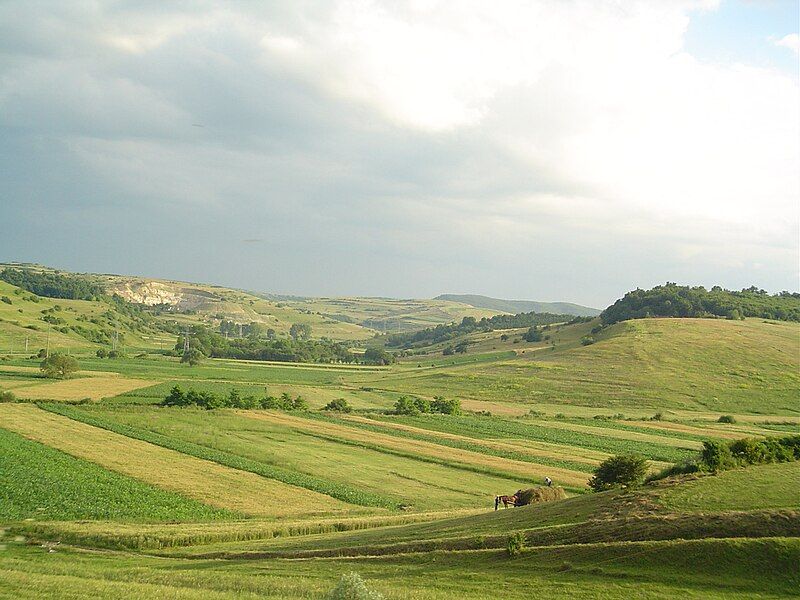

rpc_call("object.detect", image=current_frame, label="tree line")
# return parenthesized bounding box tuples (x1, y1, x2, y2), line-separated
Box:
(0, 268, 104, 300)
(602, 283, 800, 325)
(383, 312, 578, 349)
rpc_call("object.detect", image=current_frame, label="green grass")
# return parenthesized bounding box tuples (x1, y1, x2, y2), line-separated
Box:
(51, 405, 537, 510)
(659, 462, 800, 512)
(0, 536, 797, 599)
(368, 414, 696, 463)
(376, 319, 800, 415)
(0, 427, 232, 522)
(41, 403, 396, 509)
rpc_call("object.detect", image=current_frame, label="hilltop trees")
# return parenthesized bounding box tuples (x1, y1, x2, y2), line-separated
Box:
(40, 353, 80, 379)
(601, 283, 800, 325)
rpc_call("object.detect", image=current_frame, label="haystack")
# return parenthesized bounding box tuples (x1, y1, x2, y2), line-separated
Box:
(514, 486, 566, 506)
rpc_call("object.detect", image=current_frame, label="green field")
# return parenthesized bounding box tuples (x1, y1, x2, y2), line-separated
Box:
(0, 274, 798, 599)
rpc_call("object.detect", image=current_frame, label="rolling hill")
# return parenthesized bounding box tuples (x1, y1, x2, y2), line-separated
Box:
(435, 294, 600, 317)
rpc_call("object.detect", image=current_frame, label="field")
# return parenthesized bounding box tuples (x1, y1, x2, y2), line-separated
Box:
(0, 291, 798, 599)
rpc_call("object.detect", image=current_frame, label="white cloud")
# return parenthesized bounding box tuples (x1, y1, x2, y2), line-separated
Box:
(0, 0, 797, 303)
(774, 33, 799, 55)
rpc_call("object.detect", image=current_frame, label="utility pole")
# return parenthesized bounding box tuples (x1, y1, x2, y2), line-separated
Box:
(25, 336, 29, 354)
(183, 327, 191, 354)
(113, 324, 119, 351)
(46, 325, 51, 358)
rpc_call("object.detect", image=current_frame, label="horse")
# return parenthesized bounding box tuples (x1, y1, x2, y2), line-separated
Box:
(495, 494, 518, 510)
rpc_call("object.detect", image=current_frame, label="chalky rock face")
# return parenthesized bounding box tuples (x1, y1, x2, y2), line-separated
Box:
(107, 280, 221, 310)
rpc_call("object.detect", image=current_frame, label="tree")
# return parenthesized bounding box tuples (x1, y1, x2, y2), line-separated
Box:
(289, 322, 312, 341)
(394, 396, 420, 415)
(323, 398, 353, 413)
(96, 349, 108, 358)
(588, 454, 648, 491)
(432, 396, 461, 415)
(181, 348, 204, 366)
(523, 326, 543, 342)
(363, 347, 393, 365)
(40, 353, 79, 379)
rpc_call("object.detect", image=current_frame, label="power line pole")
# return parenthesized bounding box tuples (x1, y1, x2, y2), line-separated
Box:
(183, 327, 191, 354)
(46, 325, 51, 358)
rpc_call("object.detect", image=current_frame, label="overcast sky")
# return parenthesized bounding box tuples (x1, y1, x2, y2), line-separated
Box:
(1, 1, 798, 308)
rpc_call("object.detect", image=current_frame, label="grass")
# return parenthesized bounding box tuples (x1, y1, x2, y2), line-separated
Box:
(0, 536, 796, 599)
(376, 318, 800, 415)
(659, 462, 800, 512)
(368, 414, 696, 463)
(0, 404, 352, 517)
(0, 427, 232, 522)
(9, 375, 155, 401)
(51, 404, 535, 510)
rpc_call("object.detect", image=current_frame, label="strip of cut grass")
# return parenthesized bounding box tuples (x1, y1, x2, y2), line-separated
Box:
(0, 404, 351, 517)
(41, 403, 398, 509)
(658, 462, 800, 512)
(65, 405, 535, 509)
(0, 427, 233, 522)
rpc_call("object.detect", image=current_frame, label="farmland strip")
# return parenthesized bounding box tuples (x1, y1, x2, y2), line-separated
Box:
(41, 403, 397, 509)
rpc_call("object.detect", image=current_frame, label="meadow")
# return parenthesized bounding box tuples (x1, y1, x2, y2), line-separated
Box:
(0, 298, 798, 599)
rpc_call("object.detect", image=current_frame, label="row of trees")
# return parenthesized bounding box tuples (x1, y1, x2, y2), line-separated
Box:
(393, 395, 461, 415)
(162, 386, 309, 411)
(176, 325, 357, 363)
(602, 283, 800, 325)
(383, 312, 577, 349)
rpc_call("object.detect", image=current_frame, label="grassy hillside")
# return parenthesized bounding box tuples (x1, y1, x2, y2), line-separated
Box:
(274, 295, 505, 332)
(376, 318, 800, 414)
(436, 294, 600, 317)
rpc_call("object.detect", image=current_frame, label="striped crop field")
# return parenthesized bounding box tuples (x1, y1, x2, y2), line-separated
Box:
(0, 427, 232, 522)
(10, 376, 156, 401)
(241, 410, 591, 487)
(0, 404, 353, 517)
(60, 405, 545, 509)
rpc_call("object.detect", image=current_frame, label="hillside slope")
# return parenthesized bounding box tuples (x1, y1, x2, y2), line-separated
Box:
(377, 317, 800, 414)
(436, 294, 600, 317)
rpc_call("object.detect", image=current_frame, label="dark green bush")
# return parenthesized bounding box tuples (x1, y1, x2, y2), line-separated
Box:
(718, 415, 737, 424)
(589, 454, 648, 491)
(323, 398, 353, 413)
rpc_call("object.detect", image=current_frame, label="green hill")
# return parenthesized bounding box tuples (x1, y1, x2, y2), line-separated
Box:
(435, 293, 600, 317)
(381, 317, 800, 415)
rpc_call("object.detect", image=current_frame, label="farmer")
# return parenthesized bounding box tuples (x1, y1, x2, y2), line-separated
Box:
(544, 476, 552, 487)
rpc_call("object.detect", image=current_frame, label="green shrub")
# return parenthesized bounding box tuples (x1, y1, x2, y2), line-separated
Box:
(718, 415, 737, 424)
(325, 572, 384, 600)
(701, 440, 737, 472)
(96, 349, 108, 358)
(0, 296, 11, 305)
(506, 531, 526, 557)
(431, 396, 461, 415)
(588, 454, 648, 491)
(0, 390, 16, 403)
(323, 398, 353, 413)
(40, 353, 79, 379)
(393, 395, 420, 415)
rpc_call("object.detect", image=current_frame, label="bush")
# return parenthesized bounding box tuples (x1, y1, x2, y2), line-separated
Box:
(323, 398, 353, 413)
(718, 415, 737, 424)
(393, 396, 420, 415)
(181, 349, 203, 366)
(0, 390, 17, 403)
(588, 454, 648, 491)
(431, 396, 461, 415)
(96, 349, 108, 358)
(325, 572, 384, 600)
(701, 440, 736, 472)
(506, 532, 526, 557)
(580, 336, 595, 346)
(40, 354, 80, 379)
(1, 296, 11, 305)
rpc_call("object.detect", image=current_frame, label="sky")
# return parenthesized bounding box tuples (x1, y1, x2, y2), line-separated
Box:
(1, 1, 798, 309)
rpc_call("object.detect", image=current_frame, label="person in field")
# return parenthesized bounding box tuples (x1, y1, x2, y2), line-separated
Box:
(544, 476, 552, 487)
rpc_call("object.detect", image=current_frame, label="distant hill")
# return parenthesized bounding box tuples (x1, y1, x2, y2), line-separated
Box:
(435, 294, 600, 317)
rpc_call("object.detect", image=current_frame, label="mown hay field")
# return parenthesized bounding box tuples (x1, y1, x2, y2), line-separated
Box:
(0, 427, 231, 522)
(10, 376, 156, 401)
(0, 404, 352, 517)
(67, 405, 541, 509)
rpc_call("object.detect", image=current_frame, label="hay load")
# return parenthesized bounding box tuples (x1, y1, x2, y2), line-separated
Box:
(514, 486, 566, 506)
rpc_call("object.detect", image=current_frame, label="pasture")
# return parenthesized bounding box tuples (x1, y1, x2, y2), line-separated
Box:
(0, 313, 797, 599)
